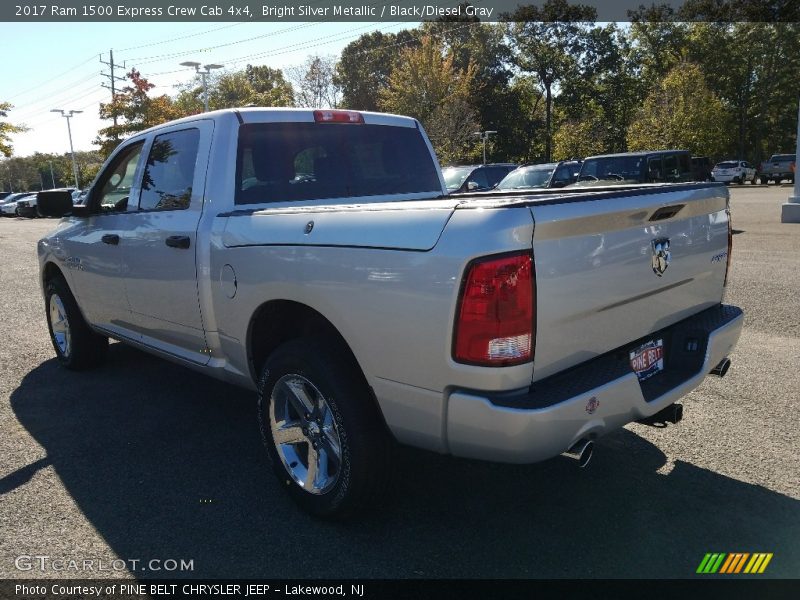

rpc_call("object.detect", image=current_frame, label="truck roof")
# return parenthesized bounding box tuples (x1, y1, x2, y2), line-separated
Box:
(131, 107, 420, 139)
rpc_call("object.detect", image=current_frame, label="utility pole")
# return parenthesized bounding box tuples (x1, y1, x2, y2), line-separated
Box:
(472, 130, 498, 165)
(49, 161, 56, 188)
(100, 49, 126, 133)
(180, 61, 224, 112)
(51, 109, 82, 190)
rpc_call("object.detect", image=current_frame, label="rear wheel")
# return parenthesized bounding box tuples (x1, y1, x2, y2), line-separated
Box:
(257, 337, 392, 519)
(45, 276, 108, 370)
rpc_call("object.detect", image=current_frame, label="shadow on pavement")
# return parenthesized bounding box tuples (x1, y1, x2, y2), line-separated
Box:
(10, 344, 799, 578)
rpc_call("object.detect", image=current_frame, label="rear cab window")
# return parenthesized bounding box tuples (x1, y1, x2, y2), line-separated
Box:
(235, 122, 441, 205)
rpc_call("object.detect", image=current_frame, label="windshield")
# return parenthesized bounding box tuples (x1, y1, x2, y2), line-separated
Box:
(716, 162, 738, 169)
(769, 154, 795, 162)
(496, 166, 554, 190)
(579, 156, 644, 182)
(442, 167, 473, 190)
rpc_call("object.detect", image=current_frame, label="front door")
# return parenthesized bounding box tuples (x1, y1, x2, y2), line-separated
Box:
(121, 121, 213, 362)
(60, 140, 145, 334)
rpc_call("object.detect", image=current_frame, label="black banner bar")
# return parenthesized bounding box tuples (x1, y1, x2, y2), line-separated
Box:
(3, 579, 800, 600)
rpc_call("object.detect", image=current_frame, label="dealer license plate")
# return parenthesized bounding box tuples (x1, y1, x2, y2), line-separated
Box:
(629, 339, 665, 381)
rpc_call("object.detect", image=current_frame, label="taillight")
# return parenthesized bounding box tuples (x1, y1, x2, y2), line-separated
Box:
(724, 202, 733, 287)
(453, 252, 535, 366)
(313, 110, 364, 124)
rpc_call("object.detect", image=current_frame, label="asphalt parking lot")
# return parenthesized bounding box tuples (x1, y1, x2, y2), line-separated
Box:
(0, 184, 798, 580)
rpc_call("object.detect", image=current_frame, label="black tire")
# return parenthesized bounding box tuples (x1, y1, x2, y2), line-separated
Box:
(257, 337, 392, 519)
(44, 275, 108, 370)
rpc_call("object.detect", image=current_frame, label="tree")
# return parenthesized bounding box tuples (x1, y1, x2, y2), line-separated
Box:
(175, 65, 294, 113)
(626, 62, 730, 157)
(95, 70, 184, 157)
(555, 23, 642, 155)
(553, 101, 611, 160)
(0, 102, 27, 158)
(504, 0, 596, 161)
(288, 55, 340, 108)
(335, 30, 419, 110)
(421, 19, 532, 162)
(379, 35, 479, 164)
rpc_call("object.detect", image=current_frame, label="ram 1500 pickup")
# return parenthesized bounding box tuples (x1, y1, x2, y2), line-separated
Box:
(37, 108, 743, 518)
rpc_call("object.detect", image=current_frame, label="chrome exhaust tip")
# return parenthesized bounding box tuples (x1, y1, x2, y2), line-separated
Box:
(563, 439, 594, 469)
(710, 358, 731, 377)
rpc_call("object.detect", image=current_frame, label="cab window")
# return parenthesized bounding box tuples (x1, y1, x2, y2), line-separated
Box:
(138, 128, 200, 211)
(94, 142, 144, 212)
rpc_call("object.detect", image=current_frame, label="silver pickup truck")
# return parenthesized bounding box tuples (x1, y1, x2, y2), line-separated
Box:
(37, 108, 743, 518)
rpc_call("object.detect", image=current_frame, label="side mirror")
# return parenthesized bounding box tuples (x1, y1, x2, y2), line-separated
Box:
(37, 190, 81, 218)
(467, 181, 479, 191)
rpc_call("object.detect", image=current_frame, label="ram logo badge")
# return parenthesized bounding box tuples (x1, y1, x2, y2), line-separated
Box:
(651, 238, 671, 276)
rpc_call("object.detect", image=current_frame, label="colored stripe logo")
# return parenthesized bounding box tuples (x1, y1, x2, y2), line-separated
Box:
(696, 553, 773, 574)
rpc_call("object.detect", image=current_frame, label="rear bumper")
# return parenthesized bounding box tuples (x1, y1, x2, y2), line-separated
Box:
(446, 304, 743, 463)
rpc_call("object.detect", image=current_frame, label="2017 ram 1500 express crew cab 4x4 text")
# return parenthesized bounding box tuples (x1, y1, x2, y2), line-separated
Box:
(37, 108, 743, 517)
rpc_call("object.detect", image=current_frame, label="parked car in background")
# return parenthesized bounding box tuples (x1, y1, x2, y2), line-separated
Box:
(72, 189, 88, 205)
(15, 195, 38, 218)
(757, 154, 795, 185)
(711, 160, 756, 184)
(495, 160, 582, 191)
(691, 156, 713, 181)
(1, 192, 36, 216)
(575, 150, 692, 185)
(443, 163, 517, 193)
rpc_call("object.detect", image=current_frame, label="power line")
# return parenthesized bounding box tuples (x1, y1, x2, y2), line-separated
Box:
(117, 22, 246, 52)
(10, 77, 101, 120)
(6, 54, 98, 102)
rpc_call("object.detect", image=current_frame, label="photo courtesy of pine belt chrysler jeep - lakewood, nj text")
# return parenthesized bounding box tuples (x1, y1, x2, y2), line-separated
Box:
(36, 108, 743, 518)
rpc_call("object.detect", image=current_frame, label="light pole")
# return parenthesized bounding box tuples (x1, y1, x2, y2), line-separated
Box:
(180, 61, 224, 112)
(781, 97, 800, 223)
(51, 109, 82, 189)
(473, 130, 498, 165)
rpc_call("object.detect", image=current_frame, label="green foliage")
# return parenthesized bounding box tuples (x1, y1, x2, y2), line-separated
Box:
(379, 35, 480, 164)
(553, 102, 610, 160)
(175, 65, 294, 114)
(0, 150, 103, 192)
(504, 0, 597, 161)
(626, 62, 730, 157)
(335, 30, 420, 111)
(0, 102, 27, 158)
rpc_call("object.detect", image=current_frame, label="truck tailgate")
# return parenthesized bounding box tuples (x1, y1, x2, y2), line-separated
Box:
(528, 185, 729, 380)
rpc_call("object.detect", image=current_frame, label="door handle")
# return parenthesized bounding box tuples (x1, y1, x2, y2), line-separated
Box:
(101, 234, 120, 245)
(165, 235, 191, 249)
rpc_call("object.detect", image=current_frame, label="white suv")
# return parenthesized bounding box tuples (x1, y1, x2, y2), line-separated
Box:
(712, 160, 756, 184)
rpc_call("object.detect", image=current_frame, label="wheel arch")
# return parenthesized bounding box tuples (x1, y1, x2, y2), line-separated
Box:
(42, 261, 66, 288)
(246, 299, 390, 432)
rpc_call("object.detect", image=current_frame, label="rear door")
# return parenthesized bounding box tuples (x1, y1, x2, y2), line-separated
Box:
(121, 120, 213, 362)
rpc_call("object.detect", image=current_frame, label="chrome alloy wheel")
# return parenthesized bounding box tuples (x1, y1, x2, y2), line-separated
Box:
(49, 293, 71, 357)
(269, 374, 343, 495)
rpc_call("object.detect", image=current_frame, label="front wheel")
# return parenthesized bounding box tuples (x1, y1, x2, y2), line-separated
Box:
(257, 337, 392, 519)
(45, 276, 108, 370)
